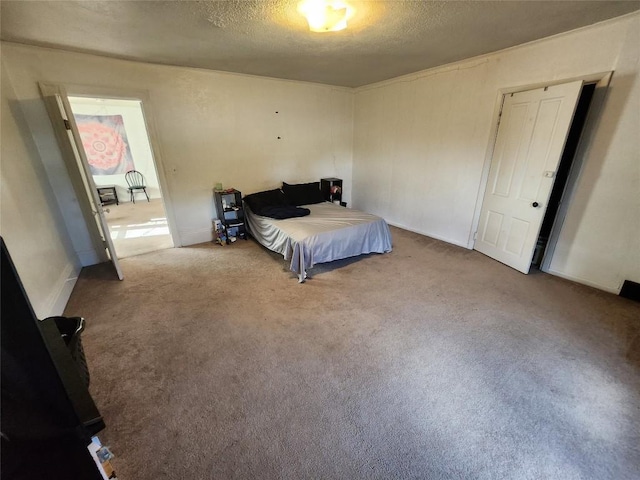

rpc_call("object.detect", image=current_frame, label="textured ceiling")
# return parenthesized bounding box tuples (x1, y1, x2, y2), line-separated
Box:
(1, 1, 638, 87)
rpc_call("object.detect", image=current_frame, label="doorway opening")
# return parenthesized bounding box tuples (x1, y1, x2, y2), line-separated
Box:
(67, 96, 174, 259)
(531, 83, 596, 268)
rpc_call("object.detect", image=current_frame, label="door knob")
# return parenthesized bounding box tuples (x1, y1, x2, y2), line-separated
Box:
(532, 202, 539, 208)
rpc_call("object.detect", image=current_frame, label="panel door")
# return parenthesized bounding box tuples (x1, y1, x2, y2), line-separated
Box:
(475, 81, 583, 273)
(40, 83, 124, 280)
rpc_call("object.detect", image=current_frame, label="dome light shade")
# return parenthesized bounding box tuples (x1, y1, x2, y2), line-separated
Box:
(298, 0, 354, 32)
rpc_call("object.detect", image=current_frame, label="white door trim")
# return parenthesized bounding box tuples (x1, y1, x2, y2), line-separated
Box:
(468, 71, 615, 255)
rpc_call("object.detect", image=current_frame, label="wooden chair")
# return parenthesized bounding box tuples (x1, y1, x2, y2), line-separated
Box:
(125, 170, 150, 203)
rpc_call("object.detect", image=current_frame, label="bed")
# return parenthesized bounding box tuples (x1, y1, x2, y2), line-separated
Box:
(245, 199, 393, 282)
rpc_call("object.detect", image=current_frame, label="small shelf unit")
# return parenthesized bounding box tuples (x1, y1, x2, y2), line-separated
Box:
(321, 177, 346, 207)
(213, 189, 247, 244)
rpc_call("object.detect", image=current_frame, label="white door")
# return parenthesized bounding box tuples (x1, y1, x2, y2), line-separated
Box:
(475, 81, 583, 273)
(39, 83, 124, 280)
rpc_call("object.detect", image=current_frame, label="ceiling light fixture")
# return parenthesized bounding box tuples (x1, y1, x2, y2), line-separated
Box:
(298, 0, 354, 33)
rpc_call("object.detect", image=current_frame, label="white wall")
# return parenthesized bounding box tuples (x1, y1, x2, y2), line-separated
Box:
(68, 97, 162, 203)
(353, 13, 640, 293)
(2, 14, 637, 296)
(1, 59, 81, 318)
(1, 43, 354, 248)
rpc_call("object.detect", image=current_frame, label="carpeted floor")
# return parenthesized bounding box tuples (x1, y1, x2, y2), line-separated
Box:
(64, 227, 640, 480)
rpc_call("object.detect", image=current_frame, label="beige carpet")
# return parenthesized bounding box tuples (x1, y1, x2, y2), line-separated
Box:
(104, 198, 173, 258)
(64, 227, 640, 479)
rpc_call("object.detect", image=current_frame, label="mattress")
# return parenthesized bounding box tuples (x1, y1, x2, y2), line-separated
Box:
(245, 202, 392, 282)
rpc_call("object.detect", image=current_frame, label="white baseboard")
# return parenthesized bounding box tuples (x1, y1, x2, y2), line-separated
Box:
(43, 262, 80, 317)
(544, 268, 620, 294)
(179, 227, 213, 247)
(386, 221, 470, 249)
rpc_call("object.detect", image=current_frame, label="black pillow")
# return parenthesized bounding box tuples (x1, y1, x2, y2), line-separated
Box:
(259, 205, 311, 220)
(282, 181, 325, 206)
(243, 189, 287, 213)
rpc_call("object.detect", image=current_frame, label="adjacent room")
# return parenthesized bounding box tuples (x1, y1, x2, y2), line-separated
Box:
(1, 1, 638, 479)
(68, 96, 174, 259)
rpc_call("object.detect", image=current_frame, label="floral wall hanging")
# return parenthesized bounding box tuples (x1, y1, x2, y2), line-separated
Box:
(74, 114, 135, 175)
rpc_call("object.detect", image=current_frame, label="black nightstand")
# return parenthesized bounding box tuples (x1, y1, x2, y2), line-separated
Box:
(321, 177, 343, 205)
